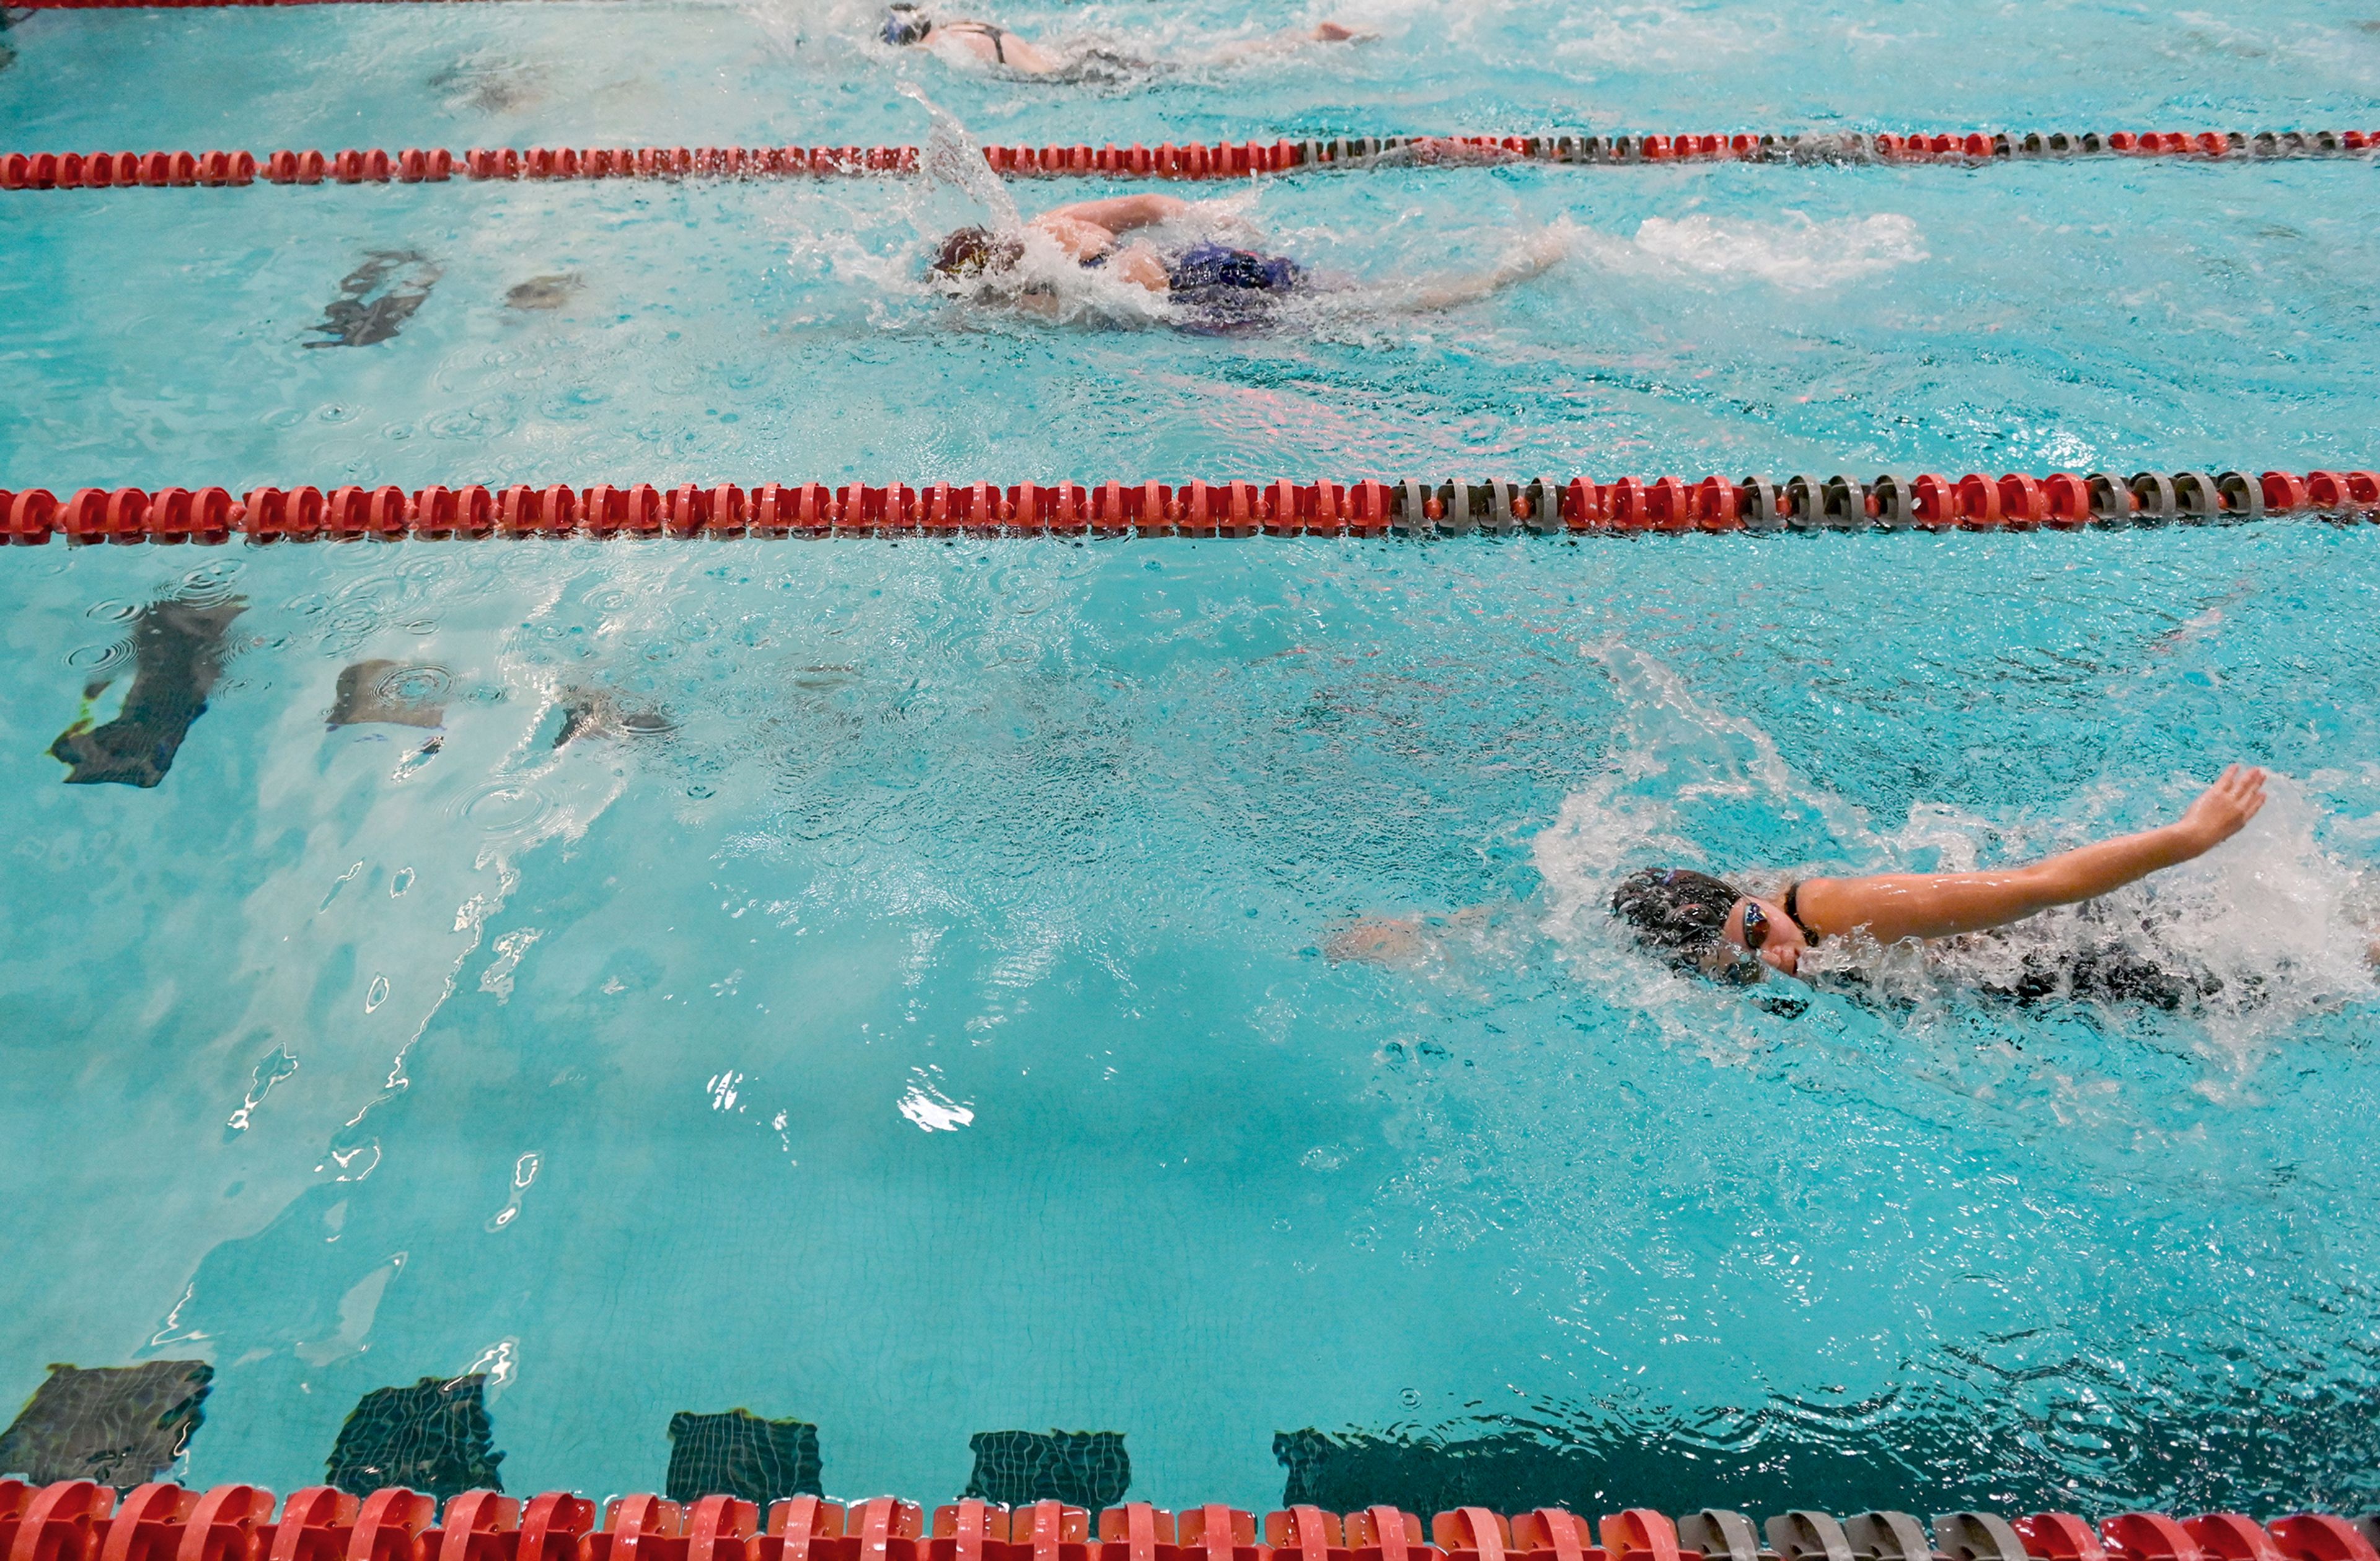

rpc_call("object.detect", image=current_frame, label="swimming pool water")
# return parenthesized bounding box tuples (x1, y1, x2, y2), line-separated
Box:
(5, 532, 2378, 1511)
(3, 0, 2380, 1525)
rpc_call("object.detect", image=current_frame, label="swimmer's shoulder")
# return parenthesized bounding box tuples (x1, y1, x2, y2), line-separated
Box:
(1785, 874, 1858, 940)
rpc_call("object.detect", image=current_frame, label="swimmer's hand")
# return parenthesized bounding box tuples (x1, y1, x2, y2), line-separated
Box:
(2175, 763, 2268, 855)
(1510, 226, 1571, 278)
(1310, 20, 1380, 42)
(1324, 917, 1426, 965)
(1395, 226, 1571, 313)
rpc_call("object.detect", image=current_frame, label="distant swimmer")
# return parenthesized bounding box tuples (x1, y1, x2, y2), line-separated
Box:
(879, 3, 1373, 79)
(928, 191, 1565, 330)
(1605, 765, 2273, 998)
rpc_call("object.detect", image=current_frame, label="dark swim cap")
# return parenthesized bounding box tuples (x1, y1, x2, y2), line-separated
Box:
(930, 226, 1025, 279)
(1610, 868, 1744, 970)
(882, 4, 932, 45)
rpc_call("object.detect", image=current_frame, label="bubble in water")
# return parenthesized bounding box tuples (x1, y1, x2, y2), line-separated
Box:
(376, 664, 452, 705)
(178, 561, 245, 606)
(66, 641, 130, 673)
(460, 781, 553, 834)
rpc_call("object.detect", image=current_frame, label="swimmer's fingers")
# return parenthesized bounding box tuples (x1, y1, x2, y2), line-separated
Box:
(2180, 763, 2269, 848)
(2238, 765, 2269, 820)
(1521, 228, 1572, 270)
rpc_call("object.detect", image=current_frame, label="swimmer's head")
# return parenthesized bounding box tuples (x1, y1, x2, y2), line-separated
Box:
(881, 4, 932, 45)
(930, 226, 1025, 283)
(1610, 868, 1763, 983)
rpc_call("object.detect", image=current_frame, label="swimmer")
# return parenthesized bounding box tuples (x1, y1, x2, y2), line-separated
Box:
(1608, 765, 2271, 986)
(879, 3, 1374, 76)
(929, 193, 1567, 327)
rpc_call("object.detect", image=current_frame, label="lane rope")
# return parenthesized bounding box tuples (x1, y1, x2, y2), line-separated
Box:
(6, 131, 2377, 191)
(2, 470, 2372, 544)
(20, 0, 531, 6)
(0, 1475, 2375, 1561)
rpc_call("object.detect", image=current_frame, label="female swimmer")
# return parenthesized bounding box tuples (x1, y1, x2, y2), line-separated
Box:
(928, 193, 1564, 329)
(879, 4, 1371, 76)
(1608, 765, 2271, 992)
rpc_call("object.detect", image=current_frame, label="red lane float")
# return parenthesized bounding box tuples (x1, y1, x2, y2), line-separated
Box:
(2, 470, 2372, 545)
(20, 0, 552, 6)
(0, 1488, 2362, 1561)
(7, 130, 2378, 191)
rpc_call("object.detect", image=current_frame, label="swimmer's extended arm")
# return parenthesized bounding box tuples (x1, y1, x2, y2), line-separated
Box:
(1796, 765, 2268, 944)
(1036, 195, 1193, 234)
(1199, 20, 1378, 59)
(1398, 227, 1570, 310)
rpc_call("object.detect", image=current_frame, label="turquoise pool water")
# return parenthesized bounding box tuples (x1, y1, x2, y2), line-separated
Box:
(3, 0, 2380, 1524)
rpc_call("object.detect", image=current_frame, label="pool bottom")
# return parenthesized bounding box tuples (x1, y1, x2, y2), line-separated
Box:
(8, 1346, 2380, 1519)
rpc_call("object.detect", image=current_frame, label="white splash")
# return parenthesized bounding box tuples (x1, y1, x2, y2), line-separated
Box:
(1629, 212, 1928, 290)
(1550, 2, 1770, 65)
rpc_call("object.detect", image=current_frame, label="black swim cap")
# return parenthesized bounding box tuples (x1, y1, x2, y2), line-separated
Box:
(882, 4, 932, 45)
(1610, 868, 1744, 970)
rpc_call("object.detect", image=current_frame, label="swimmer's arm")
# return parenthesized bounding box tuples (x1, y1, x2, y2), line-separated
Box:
(1199, 22, 1375, 60)
(1036, 195, 1193, 233)
(1111, 241, 1168, 292)
(1398, 227, 1569, 310)
(1034, 214, 1123, 262)
(1799, 765, 2268, 944)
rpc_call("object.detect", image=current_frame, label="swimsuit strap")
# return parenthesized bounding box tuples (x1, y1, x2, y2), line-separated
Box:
(945, 20, 1007, 61)
(1783, 881, 1818, 941)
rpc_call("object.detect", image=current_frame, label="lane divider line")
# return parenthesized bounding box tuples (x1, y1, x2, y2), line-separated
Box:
(23, 0, 552, 6)
(0, 1473, 2376, 1561)
(2, 471, 2372, 544)
(6, 131, 2377, 191)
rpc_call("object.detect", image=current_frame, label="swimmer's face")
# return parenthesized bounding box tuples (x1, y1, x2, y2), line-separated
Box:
(1721, 895, 1805, 978)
